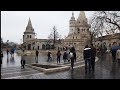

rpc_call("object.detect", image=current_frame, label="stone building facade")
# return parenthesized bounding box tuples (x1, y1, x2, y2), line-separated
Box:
(21, 18, 54, 50)
(94, 33, 120, 50)
(63, 11, 91, 52)
(21, 11, 91, 52)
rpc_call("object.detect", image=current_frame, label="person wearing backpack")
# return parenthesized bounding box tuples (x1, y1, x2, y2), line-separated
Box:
(57, 50, 61, 64)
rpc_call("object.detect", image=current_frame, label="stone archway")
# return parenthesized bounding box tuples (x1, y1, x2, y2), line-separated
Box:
(37, 46, 39, 50)
(42, 44, 45, 50)
(46, 44, 50, 50)
(28, 44, 31, 50)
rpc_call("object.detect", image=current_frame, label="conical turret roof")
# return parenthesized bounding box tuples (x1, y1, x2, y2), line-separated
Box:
(77, 11, 86, 21)
(25, 17, 34, 33)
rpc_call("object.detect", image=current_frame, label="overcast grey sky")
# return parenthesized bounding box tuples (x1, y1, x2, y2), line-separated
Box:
(1, 11, 93, 44)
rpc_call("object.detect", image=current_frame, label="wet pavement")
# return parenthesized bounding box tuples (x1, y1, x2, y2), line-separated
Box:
(1, 51, 120, 79)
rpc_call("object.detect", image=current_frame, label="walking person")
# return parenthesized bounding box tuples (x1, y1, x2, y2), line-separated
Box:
(21, 54, 26, 69)
(116, 48, 120, 63)
(6, 48, 9, 56)
(49, 52, 52, 61)
(73, 51, 76, 62)
(67, 51, 70, 62)
(1, 51, 3, 67)
(63, 51, 67, 63)
(90, 44, 96, 72)
(56, 50, 61, 64)
(47, 51, 51, 62)
(83, 45, 92, 74)
(70, 51, 74, 70)
(35, 50, 39, 63)
(111, 42, 118, 62)
(10, 48, 12, 56)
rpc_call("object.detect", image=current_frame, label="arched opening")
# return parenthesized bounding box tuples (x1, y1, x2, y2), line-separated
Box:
(42, 44, 45, 50)
(28, 44, 31, 50)
(37, 46, 39, 50)
(51, 45, 54, 49)
(23, 46, 26, 50)
(27, 35, 29, 38)
(46, 44, 50, 50)
(77, 28, 80, 34)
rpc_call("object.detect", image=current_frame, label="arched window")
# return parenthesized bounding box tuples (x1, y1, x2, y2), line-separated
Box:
(77, 28, 80, 34)
(30, 35, 31, 38)
(27, 35, 29, 38)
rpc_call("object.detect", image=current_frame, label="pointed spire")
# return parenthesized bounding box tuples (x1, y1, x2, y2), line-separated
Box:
(27, 17, 32, 28)
(25, 17, 34, 32)
(70, 11, 75, 20)
(72, 11, 74, 17)
(78, 11, 86, 20)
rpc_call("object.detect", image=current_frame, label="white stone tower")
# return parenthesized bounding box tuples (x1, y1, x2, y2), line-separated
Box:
(23, 18, 35, 43)
(69, 12, 76, 38)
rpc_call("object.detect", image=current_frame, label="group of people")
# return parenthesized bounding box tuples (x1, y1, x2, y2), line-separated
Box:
(6, 48, 15, 56)
(0, 47, 16, 67)
(83, 42, 120, 74)
(47, 47, 76, 69)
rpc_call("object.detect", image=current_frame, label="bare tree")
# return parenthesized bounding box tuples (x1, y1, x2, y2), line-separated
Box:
(92, 11, 120, 35)
(48, 26, 61, 48)
(90, 11, 120, 44)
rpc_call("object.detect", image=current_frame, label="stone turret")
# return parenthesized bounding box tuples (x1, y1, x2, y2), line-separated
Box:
(23, 18, 35, 43)
(77, 11, 88, 26)
(69, 12, 76, 35)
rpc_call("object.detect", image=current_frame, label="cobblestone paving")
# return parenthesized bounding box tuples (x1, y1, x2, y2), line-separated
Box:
(1, 51, 120, 79)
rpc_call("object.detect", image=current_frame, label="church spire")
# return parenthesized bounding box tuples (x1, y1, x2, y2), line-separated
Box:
(78, 11, 86, 21)
(72, 11, 74, 17)
(27, 17, 32, 28)
(25, 17, 34, 32)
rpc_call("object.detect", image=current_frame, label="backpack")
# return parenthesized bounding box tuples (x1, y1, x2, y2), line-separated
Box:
(70, 52, 73, 58)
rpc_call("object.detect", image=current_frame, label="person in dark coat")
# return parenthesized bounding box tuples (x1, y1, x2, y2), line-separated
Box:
(111, 42, 118, 62)
(63, 51, 67, 63)
(1, 51, 3, 65)
(6, 48, 9, 56)
(21, 54, 26, 68)
(90, 44, 96, 72)
(47, 51, 51, 62)
(83, 45, 92, 74)
(73, 51, 76, 62)
(35, 50, 39, 63)
(70, 52, 74, 70)
(57, 50, 61, 64)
